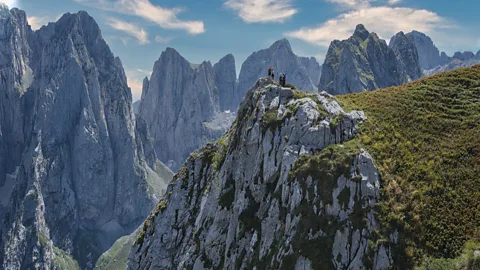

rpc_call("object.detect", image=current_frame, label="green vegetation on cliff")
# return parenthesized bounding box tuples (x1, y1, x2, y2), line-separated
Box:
(338, 65, 480, 267)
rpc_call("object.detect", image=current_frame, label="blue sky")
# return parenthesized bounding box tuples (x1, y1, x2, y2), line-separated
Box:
(3, 0, 480, 100)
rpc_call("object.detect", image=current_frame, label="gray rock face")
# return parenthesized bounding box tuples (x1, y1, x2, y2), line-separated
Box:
(128, 78, 393, 269)
(0, 7, 170, 269)
(405, 30, 449, 70)
(237, 39, 319, 106)
(213, 54, 237, 112)
(139, 48, 235, 171)
(319, 24, 422, 95)
(389, 32, 424, 82)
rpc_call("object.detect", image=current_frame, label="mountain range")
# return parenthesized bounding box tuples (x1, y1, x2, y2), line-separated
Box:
(1, 4, 479, 270)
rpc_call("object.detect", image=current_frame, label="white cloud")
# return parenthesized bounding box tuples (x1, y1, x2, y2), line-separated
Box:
(107, 17, 149, 45)
(125, 68, 151, 100)
(286, 6, 448, 47)
(224, 0, 297, 23)
(128, 76, 143, 101)
(388, 0, 401, 4)
(155, 35, 173, 44)
(27, 16, 52, 30)
(325, 0, 372, 9)
(74, 0, 205, 35)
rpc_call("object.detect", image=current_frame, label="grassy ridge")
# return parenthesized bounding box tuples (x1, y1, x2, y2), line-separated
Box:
(338, 65, 480, 266)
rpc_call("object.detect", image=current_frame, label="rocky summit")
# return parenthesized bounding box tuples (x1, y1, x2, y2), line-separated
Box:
(319, 24, 422, 94)
(138, 48, 236, 171)
(0, 7, 172, 269)
(127, 78, 393, 269)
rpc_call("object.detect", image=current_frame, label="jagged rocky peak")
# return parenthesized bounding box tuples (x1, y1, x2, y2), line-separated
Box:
(127, 78, 393, 269)
(214, 53, 237, 112)
(404, 30, 447, 70)
(139, 47, 234, 172)
(352, 23, 369, 41)
(453, 51, 475, 61)
(319, 25, 422, 94)
(0, 8, 171, 269)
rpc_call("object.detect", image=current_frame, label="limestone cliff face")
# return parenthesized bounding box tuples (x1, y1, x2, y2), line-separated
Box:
(139, 48, 235, 171)
(0, 7, 170, 269)
(128, 78, 393, 269)
(319, 25, 422, 95)
(237, 39, 319, 107)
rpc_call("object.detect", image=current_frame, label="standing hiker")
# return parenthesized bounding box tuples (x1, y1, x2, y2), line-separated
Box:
(271, 67, 275, 81)
(268, 66, 272, 79)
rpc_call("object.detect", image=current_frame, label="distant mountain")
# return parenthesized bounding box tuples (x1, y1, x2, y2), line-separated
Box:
(319, 24, 422, 95)
(133, 100, 141, 114)
(404, 30, 450, 70)
(237, 39, 320, 105)
(404, 31, 480, 75)
(214, 54, 238, 112)
(424, 50, 480, 75)
(0, 6, 171, 269)
(138, 48, 236, 171)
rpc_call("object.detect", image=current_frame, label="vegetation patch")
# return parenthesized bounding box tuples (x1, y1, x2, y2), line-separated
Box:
(338, 65, 480, 267)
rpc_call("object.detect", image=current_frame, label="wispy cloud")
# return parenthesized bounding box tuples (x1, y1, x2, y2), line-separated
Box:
(125, 68, 148, 101)
(107, 17, 149, 45)
(388, 0, 401, 4)
(27, 16, 54, 30)
(224, 0, 297, 23)
(286, 1, 449, 47)
(325, 0, 372, 9)
(74, 0, 205, 34)
(155, 35, 173, 44)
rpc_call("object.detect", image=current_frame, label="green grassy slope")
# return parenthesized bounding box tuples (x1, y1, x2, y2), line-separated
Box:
(337, 65, 480, 267)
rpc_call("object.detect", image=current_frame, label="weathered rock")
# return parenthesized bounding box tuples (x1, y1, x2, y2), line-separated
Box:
(237, 38, 319, 106)
(319, 24, 422, 94)
(127, 78, 393, 269)
(0, 7, 171, 269)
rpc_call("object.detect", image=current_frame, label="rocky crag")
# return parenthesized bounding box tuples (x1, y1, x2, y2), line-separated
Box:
(319, 24, 422, 94)
(0, 6, 172, 269)
(127, 78, 394, 269)
(237, 39, 321, 105)
(138, 48, 237, 171)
